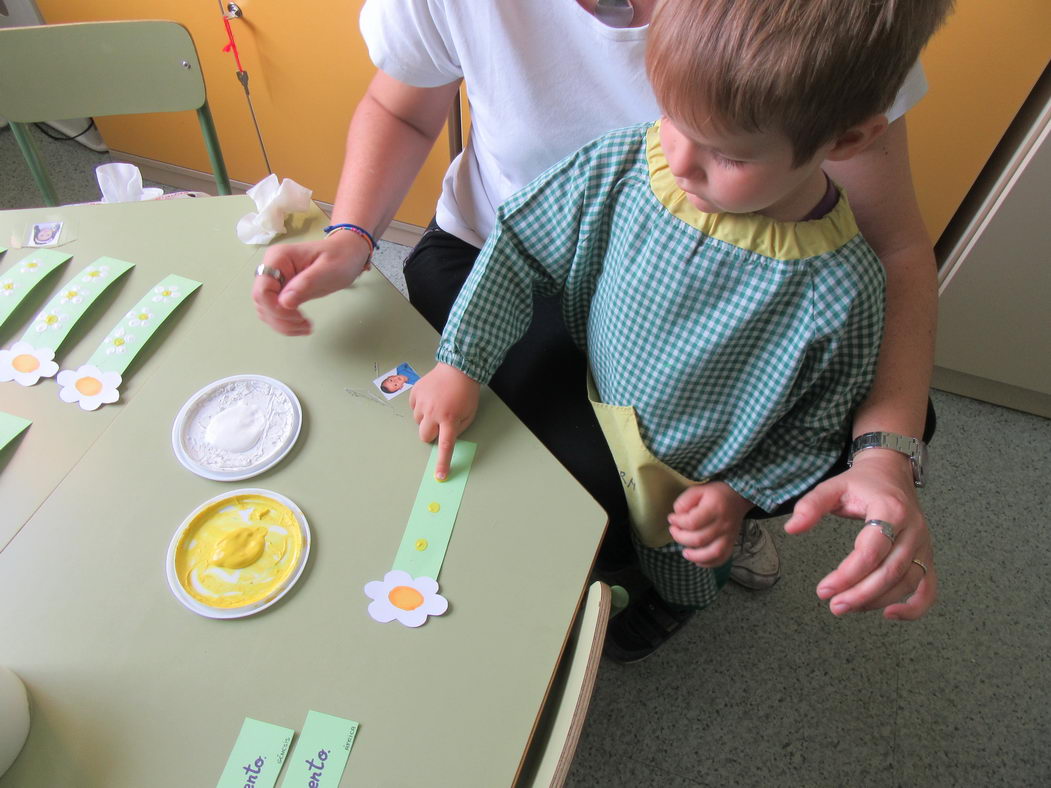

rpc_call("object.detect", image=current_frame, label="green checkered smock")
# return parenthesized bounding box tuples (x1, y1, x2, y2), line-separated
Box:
(437, 122, 885, 515)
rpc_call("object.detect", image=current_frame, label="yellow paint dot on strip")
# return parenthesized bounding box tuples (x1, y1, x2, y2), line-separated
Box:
(415, 539, 428, 551)
(427, 502, 441, 513)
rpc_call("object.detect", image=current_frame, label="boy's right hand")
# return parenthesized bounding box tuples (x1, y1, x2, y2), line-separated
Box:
(252, 230, 373, 336)
(409, 363, 481, 480)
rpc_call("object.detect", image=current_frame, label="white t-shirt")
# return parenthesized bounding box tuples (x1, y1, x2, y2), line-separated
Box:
(360, 0, 926, 248)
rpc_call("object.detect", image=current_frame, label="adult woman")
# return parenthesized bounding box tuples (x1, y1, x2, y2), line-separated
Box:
(252, 0, 938, 622)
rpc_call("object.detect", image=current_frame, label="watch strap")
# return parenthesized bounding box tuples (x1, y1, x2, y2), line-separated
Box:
(848, 431, 927, 487)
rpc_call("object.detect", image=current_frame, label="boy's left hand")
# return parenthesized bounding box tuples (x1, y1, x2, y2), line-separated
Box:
(668, 482, 753, 567)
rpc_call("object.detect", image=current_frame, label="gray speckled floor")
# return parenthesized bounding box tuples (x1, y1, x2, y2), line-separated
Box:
(4, 123, 1050, 787)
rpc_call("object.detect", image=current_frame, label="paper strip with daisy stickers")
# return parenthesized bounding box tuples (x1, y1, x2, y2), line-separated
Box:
(0, 248, 72, 331)
(56, 273, 202, 411)
(364, 440, 476, 627)
(0, 256, 133, 388)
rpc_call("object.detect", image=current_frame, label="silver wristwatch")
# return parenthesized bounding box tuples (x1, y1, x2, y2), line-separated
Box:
(847, 431, 928, 488)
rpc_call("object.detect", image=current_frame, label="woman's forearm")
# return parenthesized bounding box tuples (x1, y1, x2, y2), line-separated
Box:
(330, 71, 462, 238)
(826, 117, 936, 440)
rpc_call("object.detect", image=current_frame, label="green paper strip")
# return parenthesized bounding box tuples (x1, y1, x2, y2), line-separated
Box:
(392, 440, 476, 580)
(0, 412, 31, 451)
(216, 717, 294, 788)
(0, 249, 71, 329)
(17, 257, 134, 352)
(84, 273, 202, 375)
(279, 710, 358, 788)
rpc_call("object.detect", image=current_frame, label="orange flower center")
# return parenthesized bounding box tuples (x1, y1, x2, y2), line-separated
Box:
(12, 354, 39, 373)
(76, 376, 103, 396)
(388, 585, 424, 611)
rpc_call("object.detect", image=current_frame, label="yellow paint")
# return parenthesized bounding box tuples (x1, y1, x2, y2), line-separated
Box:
(174, 492, 303, 609)
(76, 377, 102, 397)
(415, 539, 429, 551)
(389, 585, 424, 611)
(12, 355, 39, 373)
(427, 502, 440, 513)
(211, 526, 268, 569)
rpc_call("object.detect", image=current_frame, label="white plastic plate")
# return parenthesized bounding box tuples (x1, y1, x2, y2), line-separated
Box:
(171, 374, 302, 482)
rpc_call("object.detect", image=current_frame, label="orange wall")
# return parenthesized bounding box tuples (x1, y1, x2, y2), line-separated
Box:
(34, 0, 449, 229)
(907, 0, 1050, 239)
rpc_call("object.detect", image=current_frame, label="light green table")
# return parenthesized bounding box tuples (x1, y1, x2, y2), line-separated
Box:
(0, 197, 606, 786)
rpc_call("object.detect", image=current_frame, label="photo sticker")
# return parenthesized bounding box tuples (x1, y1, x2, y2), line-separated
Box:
(373, 362, 420, 400)
(27, 221, 63, 247)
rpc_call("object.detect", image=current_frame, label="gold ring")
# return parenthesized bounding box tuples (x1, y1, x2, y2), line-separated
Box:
(864, 519, 895, 544)
(911, 559, 928, 575)
(255, 263, 286, 287)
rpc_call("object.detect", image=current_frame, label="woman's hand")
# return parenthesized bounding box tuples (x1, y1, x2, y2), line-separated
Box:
(252, 230, 372, 336)
(784, 449, 936, 620)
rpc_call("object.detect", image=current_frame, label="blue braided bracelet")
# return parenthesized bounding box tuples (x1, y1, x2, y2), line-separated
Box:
(323, 223, 375, 255)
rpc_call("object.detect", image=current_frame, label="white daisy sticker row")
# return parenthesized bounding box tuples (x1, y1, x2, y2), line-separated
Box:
(1, 257, 133, 388)
(56, 273, 201, 411)
(0, 249, 71, 331)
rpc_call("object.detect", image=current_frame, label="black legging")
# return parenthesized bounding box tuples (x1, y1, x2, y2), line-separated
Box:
(402, 221, 937, 567)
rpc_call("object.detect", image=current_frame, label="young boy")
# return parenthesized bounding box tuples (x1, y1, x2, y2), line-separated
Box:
(409, 0, 952, 661)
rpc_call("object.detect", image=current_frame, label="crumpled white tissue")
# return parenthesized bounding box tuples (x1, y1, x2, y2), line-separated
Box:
(96, 163, 164, 203)
(236, 174, 313, 244)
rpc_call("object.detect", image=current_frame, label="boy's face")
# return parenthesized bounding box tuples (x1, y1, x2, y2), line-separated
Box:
(382, 374, 409, 393)
(658, 114, 832, 222)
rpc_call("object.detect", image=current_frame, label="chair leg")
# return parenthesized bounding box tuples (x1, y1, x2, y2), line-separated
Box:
(10, 123, 59, 206)
(197, 104, 231, 196)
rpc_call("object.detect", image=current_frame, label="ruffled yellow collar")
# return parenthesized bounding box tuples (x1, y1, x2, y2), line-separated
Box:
(646, 121, 860, 260)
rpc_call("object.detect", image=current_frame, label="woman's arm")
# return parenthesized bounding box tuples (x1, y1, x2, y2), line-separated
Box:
(253, 71, 462, 335)
(787, 117, 938, 620)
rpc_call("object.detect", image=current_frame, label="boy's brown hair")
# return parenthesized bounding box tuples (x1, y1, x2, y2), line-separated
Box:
(647, 0, 953, 165)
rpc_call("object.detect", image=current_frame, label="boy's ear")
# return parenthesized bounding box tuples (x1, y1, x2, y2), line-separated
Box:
(825, 114, 889, 161)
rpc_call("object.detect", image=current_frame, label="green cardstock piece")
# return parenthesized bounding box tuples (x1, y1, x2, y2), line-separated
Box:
(0, 248, 71, 329)
(392, 440, 476, 580)
(0, 412, 31, 451)
(216, 717, 294, 788)
(279, 710, 358, 788)
(84, 273, 202, 375)
(17, 257, 134, 352)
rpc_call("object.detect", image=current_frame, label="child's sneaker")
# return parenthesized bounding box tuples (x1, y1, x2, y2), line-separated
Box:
(730, 520, 782, 589)
(603, 585, 694, 664)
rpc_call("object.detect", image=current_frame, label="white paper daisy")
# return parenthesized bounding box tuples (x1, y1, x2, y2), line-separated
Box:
(0, 341, 59, 386)
(0, 279, 17, 297)
(364, 570, 448, 628)
(56, 364, 122, 411)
